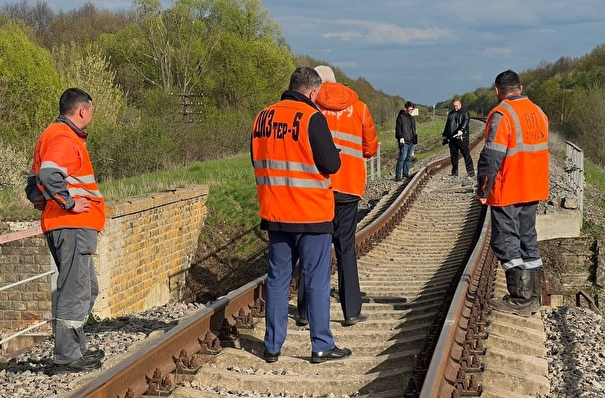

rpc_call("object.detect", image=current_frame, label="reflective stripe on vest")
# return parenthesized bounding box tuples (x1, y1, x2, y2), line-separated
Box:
(32, 122, 106, 232)
(252, 100, 334, 224)
(320, 102, 367, 197)
(332, 130, 363, 159)
(253, 158, 331, 189)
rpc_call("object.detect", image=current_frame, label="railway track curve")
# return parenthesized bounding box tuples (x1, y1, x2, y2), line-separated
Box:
(70, 121, 551, 398)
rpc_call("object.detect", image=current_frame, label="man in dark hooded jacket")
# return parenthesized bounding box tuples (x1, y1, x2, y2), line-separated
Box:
(296, 65, 378, 328)
(395, 101, 418, 180)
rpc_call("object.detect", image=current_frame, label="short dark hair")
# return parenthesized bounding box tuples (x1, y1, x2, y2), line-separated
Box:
(288, 67, 322, 92)
(404, 101, 414, 109)
(494, 70, 521, 95)
(59, 88, 93, 115)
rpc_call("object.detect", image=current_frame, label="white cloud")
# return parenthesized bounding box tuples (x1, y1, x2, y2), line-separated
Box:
(485, 47, 514, 58)
(322, 20, 453, 45)
(35, 0, 605, 105)
(322, 31, 361, 42)
(332, 61, 357, 68)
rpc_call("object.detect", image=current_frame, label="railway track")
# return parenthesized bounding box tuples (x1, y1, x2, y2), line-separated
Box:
(70, 123, 551, 397)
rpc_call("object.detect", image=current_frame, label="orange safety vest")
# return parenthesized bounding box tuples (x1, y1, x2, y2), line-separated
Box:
(31, 122, 106, 233)
(484, 97, 549, 206)
(316, 89, 378, 197)
(251, 100, 334, 224)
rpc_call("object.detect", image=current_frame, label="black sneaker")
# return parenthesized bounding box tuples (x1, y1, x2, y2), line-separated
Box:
(83, 349, 105, 361)
(53, 357, 102, 373)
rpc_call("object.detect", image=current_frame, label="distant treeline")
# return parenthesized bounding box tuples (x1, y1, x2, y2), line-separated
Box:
(0, 0, 405, 186)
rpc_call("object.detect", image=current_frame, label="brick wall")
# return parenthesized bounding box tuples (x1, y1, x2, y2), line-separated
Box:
(0, 230, 52, 334)
(0, 185, 208, 346)
(96, 186, 208, 318)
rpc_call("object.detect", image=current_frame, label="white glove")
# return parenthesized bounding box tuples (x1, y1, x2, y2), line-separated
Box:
(399, 138, 405, 144)
(453, 130, 463, 139)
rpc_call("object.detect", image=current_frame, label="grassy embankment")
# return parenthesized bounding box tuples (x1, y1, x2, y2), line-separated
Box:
(0, 118, 443, 226)
(1, 117, 603, 240)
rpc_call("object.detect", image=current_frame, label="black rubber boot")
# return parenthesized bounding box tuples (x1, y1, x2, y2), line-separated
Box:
(528, 269, 542, 314)
(490, 267, 533, 316)
(506, 267, 533, 300)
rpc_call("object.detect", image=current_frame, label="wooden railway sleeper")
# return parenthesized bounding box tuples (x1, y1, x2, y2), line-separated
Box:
(452, 369, 482, 397)
(173, 349, 202, 374)
(144, 368, 175, 396)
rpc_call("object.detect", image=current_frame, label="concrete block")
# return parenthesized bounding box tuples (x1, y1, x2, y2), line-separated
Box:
(536, 209, 581, 241)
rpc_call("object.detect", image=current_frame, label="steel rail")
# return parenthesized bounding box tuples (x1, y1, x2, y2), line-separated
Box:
(419, 207, 490, 397)
(71, 120, 488, 398)
(71, 276, 266, 398)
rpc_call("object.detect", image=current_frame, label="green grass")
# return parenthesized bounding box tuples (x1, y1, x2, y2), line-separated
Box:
(376, 116, 445, 168)
(585, 161, 605, 193)
(582, 160, 605, 237)
(0, 119, 446, 225)
(0, 155, 260, 234)
(103, 156, 261, 233)
(4, 119, 603, 242)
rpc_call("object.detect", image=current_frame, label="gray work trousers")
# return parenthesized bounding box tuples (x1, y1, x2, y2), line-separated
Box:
(46, 228, 99, 364)
(490, 202, 543, 271)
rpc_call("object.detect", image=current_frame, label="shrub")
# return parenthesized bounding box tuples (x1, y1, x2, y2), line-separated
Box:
(88, 119, 177, 182)
(0, 141, 29, 188)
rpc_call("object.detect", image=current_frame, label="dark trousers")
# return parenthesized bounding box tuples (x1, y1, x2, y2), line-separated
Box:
(298, 200, 362, 320)
(490, 202, 543, 271)
(265, 231, 334, 354)
(47, 228, 99, 364)
(448, 135, 474, 176)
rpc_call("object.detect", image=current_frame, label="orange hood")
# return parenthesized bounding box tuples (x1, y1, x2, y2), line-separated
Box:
(315, 82, 358, 111)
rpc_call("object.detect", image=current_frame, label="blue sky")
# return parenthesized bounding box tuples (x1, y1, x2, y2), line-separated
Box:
(18, 0, 605, 106)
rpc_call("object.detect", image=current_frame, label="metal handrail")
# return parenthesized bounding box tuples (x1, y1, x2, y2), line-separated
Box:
(565, 141, 584, 212)
(0, 270, 54, 293)
(0, 320, 53, 346)
(0, 227, 55, 349)
(365, 142, 381, 180)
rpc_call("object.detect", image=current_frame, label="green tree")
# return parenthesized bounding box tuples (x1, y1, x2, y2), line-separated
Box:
(461, 92, 477, 111)
(564, 84, 605, 165)
(52, 42, 126, 127)
(0, 21, 61, 147)
(204, 0, 293, 110)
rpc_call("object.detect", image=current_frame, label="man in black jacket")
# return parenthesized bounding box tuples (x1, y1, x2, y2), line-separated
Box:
(395, 101, 417, 180)
(251, 67, 351, 364)
(442, 99, 474, 180)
